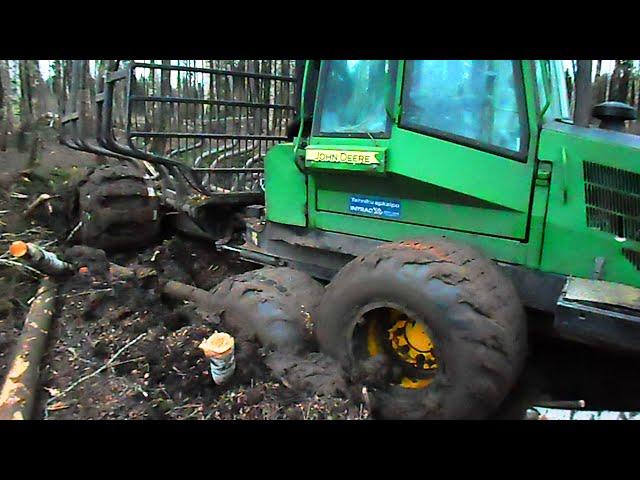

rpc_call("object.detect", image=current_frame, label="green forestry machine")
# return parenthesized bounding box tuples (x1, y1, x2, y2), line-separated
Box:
(60, 59, 640, 419)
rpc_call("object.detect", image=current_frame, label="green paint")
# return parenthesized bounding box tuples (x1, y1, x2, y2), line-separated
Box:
(264, 60, 640, 291)
(264, 143, 307, 226)
(538, 125, 640, 287)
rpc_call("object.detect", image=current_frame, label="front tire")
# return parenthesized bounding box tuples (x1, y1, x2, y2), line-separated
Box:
(315, 238, 527, 420)
(209, 267, 325, 354)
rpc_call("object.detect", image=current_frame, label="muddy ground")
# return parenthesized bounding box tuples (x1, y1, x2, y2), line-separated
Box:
(0, 139, 369, 420)
(3, 137, 640, 421)
(35, 241, 366, 420)
(0, 139, 96, 386)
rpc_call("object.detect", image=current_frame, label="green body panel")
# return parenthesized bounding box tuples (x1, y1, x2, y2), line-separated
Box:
(314, 169, 529, 239)
(307, 126, 537, 240)
(264, 143, 307, 227)
(537, 125, 640, 287)
(306, 172, 529, 264)
(263, 59, 640, 292)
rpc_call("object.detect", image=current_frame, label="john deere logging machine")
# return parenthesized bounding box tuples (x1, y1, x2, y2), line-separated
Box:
(61, 59, 640, 419)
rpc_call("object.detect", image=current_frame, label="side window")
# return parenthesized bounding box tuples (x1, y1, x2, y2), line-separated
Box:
(535, 60, 548, 112)
(535, 60, 572, 122)
(400, 60, 528, 157)
(314, 60, 396, 137)
(544, 60, 571, 121)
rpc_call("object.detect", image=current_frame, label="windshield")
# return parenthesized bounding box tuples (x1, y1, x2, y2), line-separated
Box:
(313, 60, 396, 137)
(401, 60, 527, 154)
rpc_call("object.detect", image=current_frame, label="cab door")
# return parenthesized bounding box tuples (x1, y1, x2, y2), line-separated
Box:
(307, 60, 539, 241)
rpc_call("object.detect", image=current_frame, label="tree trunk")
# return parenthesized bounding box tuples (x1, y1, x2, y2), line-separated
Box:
(574, 60, 593, 127)
(53, 60, 64, 116)
(84, 60, 95, 107)
(150, 60, 171, 154)
(609, 60, 632, 103)
(0, 60, 7, 151)
(17, 60, 35, 151)
(30, 60, 48, 119)
(19, 60, 34, 132)
(5, 61, 15, 134)
(593, 75, 607, 105)
(592, 60, 607, 106)
(79, 60, 95, 139)
(61, 60, 71, 116)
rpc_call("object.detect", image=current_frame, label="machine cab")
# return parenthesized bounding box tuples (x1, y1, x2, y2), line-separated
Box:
(300, 60, 548, 266)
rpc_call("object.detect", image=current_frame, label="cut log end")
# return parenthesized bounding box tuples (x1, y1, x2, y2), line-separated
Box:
(9, 241, 28, 258)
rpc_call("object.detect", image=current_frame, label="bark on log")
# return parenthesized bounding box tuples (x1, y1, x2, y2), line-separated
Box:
(10, 241, 73, 276)
(162, 279, 217, 312)
(0, 278, 57, 420)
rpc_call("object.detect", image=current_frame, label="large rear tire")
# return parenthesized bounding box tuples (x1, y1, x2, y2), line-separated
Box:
(76, 163, 161, 251)
(315, 238, 527, 420)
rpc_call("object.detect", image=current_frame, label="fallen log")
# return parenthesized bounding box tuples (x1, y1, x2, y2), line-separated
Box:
(161, 280, 218, 312)
(10, 242, 214, 308)
(0, 277, 57, 420)
(10, 241, 73, 276)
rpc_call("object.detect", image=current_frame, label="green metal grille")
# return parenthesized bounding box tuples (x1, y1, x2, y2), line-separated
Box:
(584, 162, 640, 242)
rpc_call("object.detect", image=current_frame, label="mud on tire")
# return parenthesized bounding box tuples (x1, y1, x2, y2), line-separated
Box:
(76, 163, 161, 251)
(315, 238, 527, 420)
(209, 267, 325, 354)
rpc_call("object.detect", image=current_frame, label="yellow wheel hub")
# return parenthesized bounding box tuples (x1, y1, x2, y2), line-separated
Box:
(366, 308, 438, 389)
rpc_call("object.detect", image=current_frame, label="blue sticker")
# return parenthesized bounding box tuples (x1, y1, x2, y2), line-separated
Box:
(348, 195, 401, 219)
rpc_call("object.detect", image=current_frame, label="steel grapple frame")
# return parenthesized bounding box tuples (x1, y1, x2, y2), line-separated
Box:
(60, 60, 299, 206)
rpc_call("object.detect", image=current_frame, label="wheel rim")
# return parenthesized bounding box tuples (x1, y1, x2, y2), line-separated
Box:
(364, 307, 438, 389)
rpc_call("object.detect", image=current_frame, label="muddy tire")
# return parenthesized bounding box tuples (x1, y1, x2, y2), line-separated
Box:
(315, 238, 527, 420)
(209, 267, 325, 354)
(76, 163, 160, 251)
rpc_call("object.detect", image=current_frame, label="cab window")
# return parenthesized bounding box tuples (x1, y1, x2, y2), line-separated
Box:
(313, 60, 396, 138)
(400, 60, 528, 157)
(535, 60, 572, 122)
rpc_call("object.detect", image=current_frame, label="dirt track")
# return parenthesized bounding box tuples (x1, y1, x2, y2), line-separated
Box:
(0, 140, 369, 420)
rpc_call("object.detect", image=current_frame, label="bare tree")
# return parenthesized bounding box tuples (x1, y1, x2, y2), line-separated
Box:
(0, 60, 11, 150)
(18, 60, 34, 132)
(150, 60, 171, 154)
(31, 61, 50, 118)
(609, 60, 632, 103)
(574, 60, 593, 127)
(52, 60, 64, 115)
(62, 60, 72, 115)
